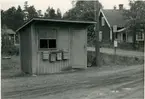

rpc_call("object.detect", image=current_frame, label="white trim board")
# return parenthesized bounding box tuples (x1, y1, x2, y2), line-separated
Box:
(99, 9, 112, 40)
(99, 9, 111, 29)
(117, 28, 126, 32)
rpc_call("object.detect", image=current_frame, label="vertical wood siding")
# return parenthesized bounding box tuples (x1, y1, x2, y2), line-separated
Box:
(20, 27, 32, 74)
(31, 24, 38, 74)
(28, 23, 88, 74)
(34, 26, 71, 74)
(20, 23, 89, 74)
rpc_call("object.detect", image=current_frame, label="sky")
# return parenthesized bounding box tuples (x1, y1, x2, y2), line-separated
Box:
(0, 0, 130, 14)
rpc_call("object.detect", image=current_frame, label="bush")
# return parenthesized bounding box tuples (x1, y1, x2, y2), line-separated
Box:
(2, 45, 19, 56)
(8, 45, 19, 55)
(2, 34, 19, 56)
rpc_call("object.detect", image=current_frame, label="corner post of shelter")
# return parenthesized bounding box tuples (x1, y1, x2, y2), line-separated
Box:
(30, 23, 37, 75)
(18, 32, 22, 72)
(69, 27, 73, 67)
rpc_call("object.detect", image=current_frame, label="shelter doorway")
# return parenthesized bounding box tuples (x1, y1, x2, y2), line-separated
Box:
(71, 29, 87, 69)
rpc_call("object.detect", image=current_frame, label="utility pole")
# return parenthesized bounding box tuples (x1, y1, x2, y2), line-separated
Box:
(94, 0, 100, 66)
(113, 25, 117, 63)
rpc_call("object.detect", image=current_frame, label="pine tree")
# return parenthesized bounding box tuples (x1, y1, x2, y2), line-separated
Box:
(14, 6, 24, 29)
(44, 6, 51, 18)
(4, 7, 17, 30)
(56, 8, 62, 19)
(49, 8, 56, 19)
(27, 6, 38, 19)
(24, 1, 29, 21)
(44, 7, 56, 19)
(24, 1, 28, 10)
(37, 10, 43, 17)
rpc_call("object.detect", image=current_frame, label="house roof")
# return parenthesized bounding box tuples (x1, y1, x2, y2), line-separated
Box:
(16, 18, 97, 32)
(2, 29, 16, 35)
(102, 9, 126, 27)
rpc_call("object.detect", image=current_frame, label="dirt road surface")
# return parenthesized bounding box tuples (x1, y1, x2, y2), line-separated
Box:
(2, 65, 144, 99)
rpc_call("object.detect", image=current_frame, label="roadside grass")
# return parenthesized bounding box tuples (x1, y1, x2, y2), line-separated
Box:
(1, 52, 144, 79)
(1, 55, 86, 79)
(1, 55, 25, 79)
(2, 55, 20, 70)
(87, 52, 144, 66)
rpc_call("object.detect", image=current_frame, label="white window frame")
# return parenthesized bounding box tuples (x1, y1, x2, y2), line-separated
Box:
(9, 36, 11, 40)
(99, 31, 103, 41)
(110, 30, 112, 40)
(101, 17, 105, 26)
(136, 32, 144, 41)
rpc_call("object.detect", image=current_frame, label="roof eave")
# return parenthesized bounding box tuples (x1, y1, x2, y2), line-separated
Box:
(117, 28, 126, 32)
(16, 18, 96, 33)
(99, 9, 112, 29)
(16, 18, 34, 33)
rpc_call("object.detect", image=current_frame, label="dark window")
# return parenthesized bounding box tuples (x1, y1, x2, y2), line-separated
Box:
(15, 34, 19, 44)
(40, 39, 48, 48)
(115, 33, 117, 39)
(49, 39, 56, 48)
(123, 33, 126, 41)
(40, 39, 56, 49)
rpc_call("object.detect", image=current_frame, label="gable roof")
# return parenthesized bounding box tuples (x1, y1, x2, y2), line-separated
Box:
(101, 9, 126, 27)
(16, 18, 96, 32)
(2, 29, 16, 35)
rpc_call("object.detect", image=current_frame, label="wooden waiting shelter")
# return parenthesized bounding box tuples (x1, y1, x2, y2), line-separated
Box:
(16, 18, 96, 74)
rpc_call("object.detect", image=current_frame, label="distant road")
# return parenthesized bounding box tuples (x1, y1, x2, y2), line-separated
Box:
(87, 47, 144, 57)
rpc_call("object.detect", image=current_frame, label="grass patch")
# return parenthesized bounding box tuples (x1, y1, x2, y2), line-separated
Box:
(1, 55, 22, 79)
(1, 55, 20, 70)
(2, 53, 144, 79)
(88, 51, 144, 66)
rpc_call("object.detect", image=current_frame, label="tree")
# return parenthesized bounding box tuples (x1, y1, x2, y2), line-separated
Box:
(44, 7, 56, 19)
(37, 10, 43, 17)
(24, 1, 28, 10)
(44, 6, 51, 18)
(49, 7, 56, 18)
(1, 6, 25, 30)
(63, 0, 102, 46)
(27, 6, 38, 19)
(1, 10, 5, 26)
(56, 8, 62, 19)
(14, 6, 24, 29)
(2, 7, 17, 30)
(23, 1, 29, 21)
(123, 0, 145, 48)
(63, 0, 102, 21)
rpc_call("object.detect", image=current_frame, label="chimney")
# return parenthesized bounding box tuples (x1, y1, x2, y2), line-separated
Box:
(119, 4, 123, 10)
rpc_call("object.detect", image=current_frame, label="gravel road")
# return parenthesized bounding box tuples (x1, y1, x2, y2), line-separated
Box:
(2, 65, 144, 99)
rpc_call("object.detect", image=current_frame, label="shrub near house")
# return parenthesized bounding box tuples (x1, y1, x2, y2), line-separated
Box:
(2, 28, 19, 55)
